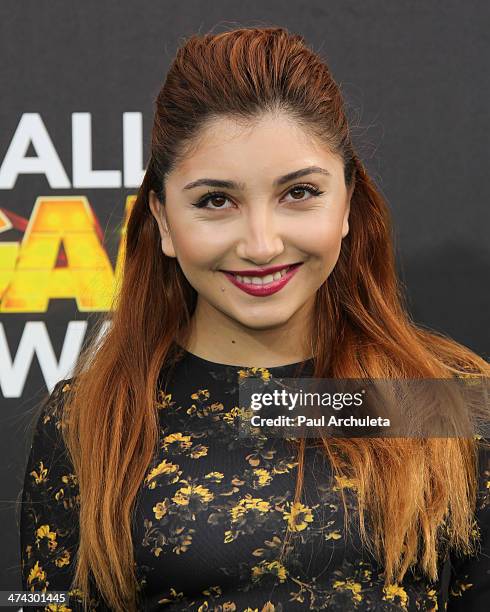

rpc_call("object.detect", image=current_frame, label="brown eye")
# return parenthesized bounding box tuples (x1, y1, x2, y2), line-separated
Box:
(290, 187, 308, 199)
(209, 196, 227, 207)
(192, 192, 233, 209)
(283, 183, 323, 203)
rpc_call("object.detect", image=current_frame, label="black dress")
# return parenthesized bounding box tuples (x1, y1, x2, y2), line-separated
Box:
(20, 346, 490, 611)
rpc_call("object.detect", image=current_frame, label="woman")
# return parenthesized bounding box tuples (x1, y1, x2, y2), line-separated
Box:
(19, 26, 489, 611)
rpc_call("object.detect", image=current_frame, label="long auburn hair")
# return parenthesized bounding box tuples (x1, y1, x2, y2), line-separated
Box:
(55, 26, 489, 611)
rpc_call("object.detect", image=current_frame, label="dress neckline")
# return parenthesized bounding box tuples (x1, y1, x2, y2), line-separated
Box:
(175, 344, 315, 373)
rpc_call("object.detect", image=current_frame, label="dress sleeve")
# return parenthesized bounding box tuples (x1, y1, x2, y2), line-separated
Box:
(447, 439, 490, 610)
(19, 378, 84, 609)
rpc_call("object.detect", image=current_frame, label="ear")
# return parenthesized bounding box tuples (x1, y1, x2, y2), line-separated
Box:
(341, 182, 354, 239)
(148, 190, 177, 258)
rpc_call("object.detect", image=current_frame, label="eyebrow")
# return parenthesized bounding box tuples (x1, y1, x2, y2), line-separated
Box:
(182, 166, 331, 191)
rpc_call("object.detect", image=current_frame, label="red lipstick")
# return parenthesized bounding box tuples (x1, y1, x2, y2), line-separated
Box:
(221, 262, 303, 296)
(222, 262, 301, 277)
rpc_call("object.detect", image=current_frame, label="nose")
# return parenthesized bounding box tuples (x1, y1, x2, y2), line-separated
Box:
(235, 205, 285, 264)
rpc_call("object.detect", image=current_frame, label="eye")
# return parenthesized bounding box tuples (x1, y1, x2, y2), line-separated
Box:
(192, 183, 324, 210)
(192, 191, 233, 210)
(282, 183, 323, 203)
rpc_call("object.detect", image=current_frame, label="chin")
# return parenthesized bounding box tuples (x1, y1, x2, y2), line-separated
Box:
(233, 309, 295, 331)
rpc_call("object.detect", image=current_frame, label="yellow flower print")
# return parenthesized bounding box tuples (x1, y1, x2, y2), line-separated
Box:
(272, 460, 299, 474)
(54, 549, 71, 568)
(204, 471, 224, 481)
(27, 560, 46, 587)
(172, 483, 214, 505)
(173, 530, 193, 554)
(190, 389, 210, 400)
(253, 468, 272, 487)
(224, 530, 235, 543)
(333, 579, 363, 603)
(189, 445, 208, 459)
(145, 459, 181, 484)
(158, 587, 184, 604)
(450, 579, 474, 596)
(260, 604, 277, 612)
(325, 530, 342, 540)
(202, 585, 223, 597)
(382, 584, 408, 609)
(426, 588, 438, 608)
(36, 524, 57, 545)
(251, 560, 287, 583)
(156, 391, 174, 410)
(153, 499, 169, 520)
(238, 367, 272, 382)
(283, 501, 314, 531)
(163, 432, 193, 449)
(61, 473, 78, 486)
(223, 406, 251, 424)
(30, 461, 48, 484)
(229, 495, 271, 522)
(187, 401, 224, 416)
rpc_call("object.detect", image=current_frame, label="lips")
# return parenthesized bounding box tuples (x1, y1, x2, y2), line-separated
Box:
(221, 262, 302, 278)
(221, 262, 303, 296)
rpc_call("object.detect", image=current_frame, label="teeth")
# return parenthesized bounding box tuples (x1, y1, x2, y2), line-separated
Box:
(234, 266, 290, 285)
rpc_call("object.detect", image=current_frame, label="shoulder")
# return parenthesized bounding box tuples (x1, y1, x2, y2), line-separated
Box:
(29, 378, 75, 458)
(45, 377, 74, 413)
(21, 378, 79, 516)
(447, 438, 490, 606)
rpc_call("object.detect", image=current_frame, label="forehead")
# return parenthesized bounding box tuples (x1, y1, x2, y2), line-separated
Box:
(169, 113, 343, 181)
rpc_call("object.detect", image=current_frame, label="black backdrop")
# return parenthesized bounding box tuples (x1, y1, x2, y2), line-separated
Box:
(1, 0, 488, 601)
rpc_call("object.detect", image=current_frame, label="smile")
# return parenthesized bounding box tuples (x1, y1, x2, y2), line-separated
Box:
(221, 263, 303, 296)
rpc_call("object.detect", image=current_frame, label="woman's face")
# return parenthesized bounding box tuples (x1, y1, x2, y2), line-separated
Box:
(149, 112, 353, 333)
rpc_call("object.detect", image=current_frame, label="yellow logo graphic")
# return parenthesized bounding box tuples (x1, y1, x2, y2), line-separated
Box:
(0, 195, 136, 312)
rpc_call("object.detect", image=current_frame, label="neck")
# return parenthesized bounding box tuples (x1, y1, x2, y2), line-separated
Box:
(180, 297, 315, 368)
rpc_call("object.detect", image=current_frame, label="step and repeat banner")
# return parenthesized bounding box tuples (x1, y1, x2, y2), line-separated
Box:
(1, 0, 488, 598)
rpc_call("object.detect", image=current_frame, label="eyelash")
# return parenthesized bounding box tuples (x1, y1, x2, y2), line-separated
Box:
(191, 183, 324, 209)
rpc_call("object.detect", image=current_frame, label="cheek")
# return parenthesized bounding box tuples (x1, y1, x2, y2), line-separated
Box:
(292, 212, 344, 257)
(170, 223, 229, 268)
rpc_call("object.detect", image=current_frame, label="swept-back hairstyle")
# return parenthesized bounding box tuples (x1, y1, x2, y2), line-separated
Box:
(53, 26, 489, 611)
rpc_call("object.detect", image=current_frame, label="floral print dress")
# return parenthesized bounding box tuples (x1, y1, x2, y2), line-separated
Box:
(20, 346, 490, 611)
